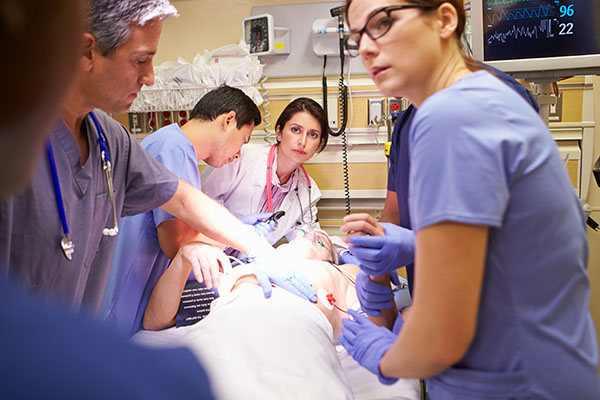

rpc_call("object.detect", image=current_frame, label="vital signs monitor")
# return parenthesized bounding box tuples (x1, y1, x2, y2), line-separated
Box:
(471, 1, 600, 78)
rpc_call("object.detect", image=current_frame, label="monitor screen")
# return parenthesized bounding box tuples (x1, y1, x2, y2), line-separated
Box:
(471, 1, 600, 78)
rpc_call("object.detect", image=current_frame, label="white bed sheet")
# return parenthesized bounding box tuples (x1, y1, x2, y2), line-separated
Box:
(132, 287, 420, 400)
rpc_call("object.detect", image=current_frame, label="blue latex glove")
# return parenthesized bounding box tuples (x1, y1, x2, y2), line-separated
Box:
(392, 306, 408, 334)
(246, 239, 317, 303)
(240, 212, 276, 237)
(348, 223, 415, 276)
(355, 270, 395, 316)
(338, 309, 399, 385)
(253, 258, 317, 302)
(342, 251, 402, 287)
(340, 251, 359, 265)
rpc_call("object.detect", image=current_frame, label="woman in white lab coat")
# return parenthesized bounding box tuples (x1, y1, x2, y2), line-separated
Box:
(201, 97, 328, 245)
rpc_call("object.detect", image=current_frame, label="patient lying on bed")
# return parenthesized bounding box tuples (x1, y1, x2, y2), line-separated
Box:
(143, 229, 363, 334)
(141, 230, 420, 400)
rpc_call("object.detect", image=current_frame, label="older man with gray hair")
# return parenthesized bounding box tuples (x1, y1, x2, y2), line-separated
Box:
(0, 0, 316, 317)
(0, 0, 214, 398)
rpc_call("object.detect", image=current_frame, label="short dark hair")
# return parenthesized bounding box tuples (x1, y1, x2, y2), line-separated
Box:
(275, 97, 329, 153)
(189, 85, 261, 129)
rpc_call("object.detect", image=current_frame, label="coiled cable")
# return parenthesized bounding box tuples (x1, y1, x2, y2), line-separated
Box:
(341, 129, 350, 214)
(259, 74, 275, 143)
(321, 27, 351, 214)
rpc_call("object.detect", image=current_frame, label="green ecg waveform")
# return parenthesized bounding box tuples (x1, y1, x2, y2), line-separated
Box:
(487, 0, 535, 5)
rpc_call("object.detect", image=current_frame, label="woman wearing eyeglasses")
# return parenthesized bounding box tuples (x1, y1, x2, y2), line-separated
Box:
(339, 1, 600, 399)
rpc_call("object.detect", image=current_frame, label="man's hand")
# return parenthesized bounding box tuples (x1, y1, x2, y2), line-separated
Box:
(179, 242, 231, 289)
(246, 237, 317, 302)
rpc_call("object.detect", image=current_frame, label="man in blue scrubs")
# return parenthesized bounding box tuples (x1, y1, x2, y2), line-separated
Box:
(0, 0, 315, 316)
(103, 85, 262, 335)
(0, 0, 214, 397)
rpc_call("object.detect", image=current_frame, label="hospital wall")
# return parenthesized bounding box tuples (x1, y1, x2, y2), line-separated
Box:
(113, 0, 600, 370)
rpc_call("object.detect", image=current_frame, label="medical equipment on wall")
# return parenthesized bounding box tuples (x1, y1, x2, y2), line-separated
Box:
(313, 6, 351, 214)
(317, 6, 348, 138)
(368, 98, 405, 159)
(265, 144, 316, 225)
(128, 43, 264, 122)
(242, 14, 290, 56)
(241, 14, 290, 141)
(47, 111, 119, 261)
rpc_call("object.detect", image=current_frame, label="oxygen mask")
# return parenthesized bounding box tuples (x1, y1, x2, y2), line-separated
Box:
(296, 224, 317, 242)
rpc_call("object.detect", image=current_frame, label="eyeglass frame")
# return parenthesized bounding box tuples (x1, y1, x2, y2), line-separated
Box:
(344, 4, 436, 57)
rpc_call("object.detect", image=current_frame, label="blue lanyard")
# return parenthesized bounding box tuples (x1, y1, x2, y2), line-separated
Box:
(47, 111, 118, 261)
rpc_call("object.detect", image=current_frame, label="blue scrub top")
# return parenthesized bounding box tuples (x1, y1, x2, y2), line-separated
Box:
(0, 112, 179, 313)
(387, 64, 540, 296)
(102, 123, 200, 336)
(409, 70, 599, 399)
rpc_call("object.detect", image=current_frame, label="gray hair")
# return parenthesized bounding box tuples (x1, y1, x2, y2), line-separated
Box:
(88, 0, 178, 56)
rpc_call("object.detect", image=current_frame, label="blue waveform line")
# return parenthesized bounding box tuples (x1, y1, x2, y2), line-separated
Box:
(487, 4, 555, 24)
(487, 0, 536, 6)
(487, 18, 554, 44)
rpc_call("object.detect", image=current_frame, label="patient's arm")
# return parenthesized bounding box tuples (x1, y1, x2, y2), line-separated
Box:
(143, 242, 230, 331)
(368, 274, 399, 331)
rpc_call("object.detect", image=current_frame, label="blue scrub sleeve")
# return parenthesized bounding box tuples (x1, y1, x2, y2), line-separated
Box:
(387, 152, 397, 193)
(121, 133, 179, 217)
(409, 94, 509, 231)
(151, 148, 201, 228)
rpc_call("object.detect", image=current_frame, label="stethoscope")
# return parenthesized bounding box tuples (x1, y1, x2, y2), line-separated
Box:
(47, 111, 119, 261)
(265, 143, 315, 225)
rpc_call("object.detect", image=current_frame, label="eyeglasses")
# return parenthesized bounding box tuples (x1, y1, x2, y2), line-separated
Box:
(344, 4, 435, 57)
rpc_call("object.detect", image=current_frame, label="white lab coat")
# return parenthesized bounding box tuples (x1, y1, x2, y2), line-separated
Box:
(201, 144, 321, 245)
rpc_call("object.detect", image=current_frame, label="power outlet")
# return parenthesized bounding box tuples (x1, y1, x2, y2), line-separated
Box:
(128, 113, 143, 134)
(388, 98, 402, 119)
(368, 98, 385, 126)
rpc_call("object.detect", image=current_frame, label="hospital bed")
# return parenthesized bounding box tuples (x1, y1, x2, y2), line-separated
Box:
(132, 284, 421, 400)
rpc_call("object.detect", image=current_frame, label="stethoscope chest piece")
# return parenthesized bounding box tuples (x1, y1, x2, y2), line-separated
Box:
(61, 236, 74, 261)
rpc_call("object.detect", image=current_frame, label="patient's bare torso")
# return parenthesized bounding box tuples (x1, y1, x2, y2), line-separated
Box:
(230, 260, 359, 337)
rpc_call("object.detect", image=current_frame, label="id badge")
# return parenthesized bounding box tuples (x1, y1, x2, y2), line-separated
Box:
(175, 280, 218, 328)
